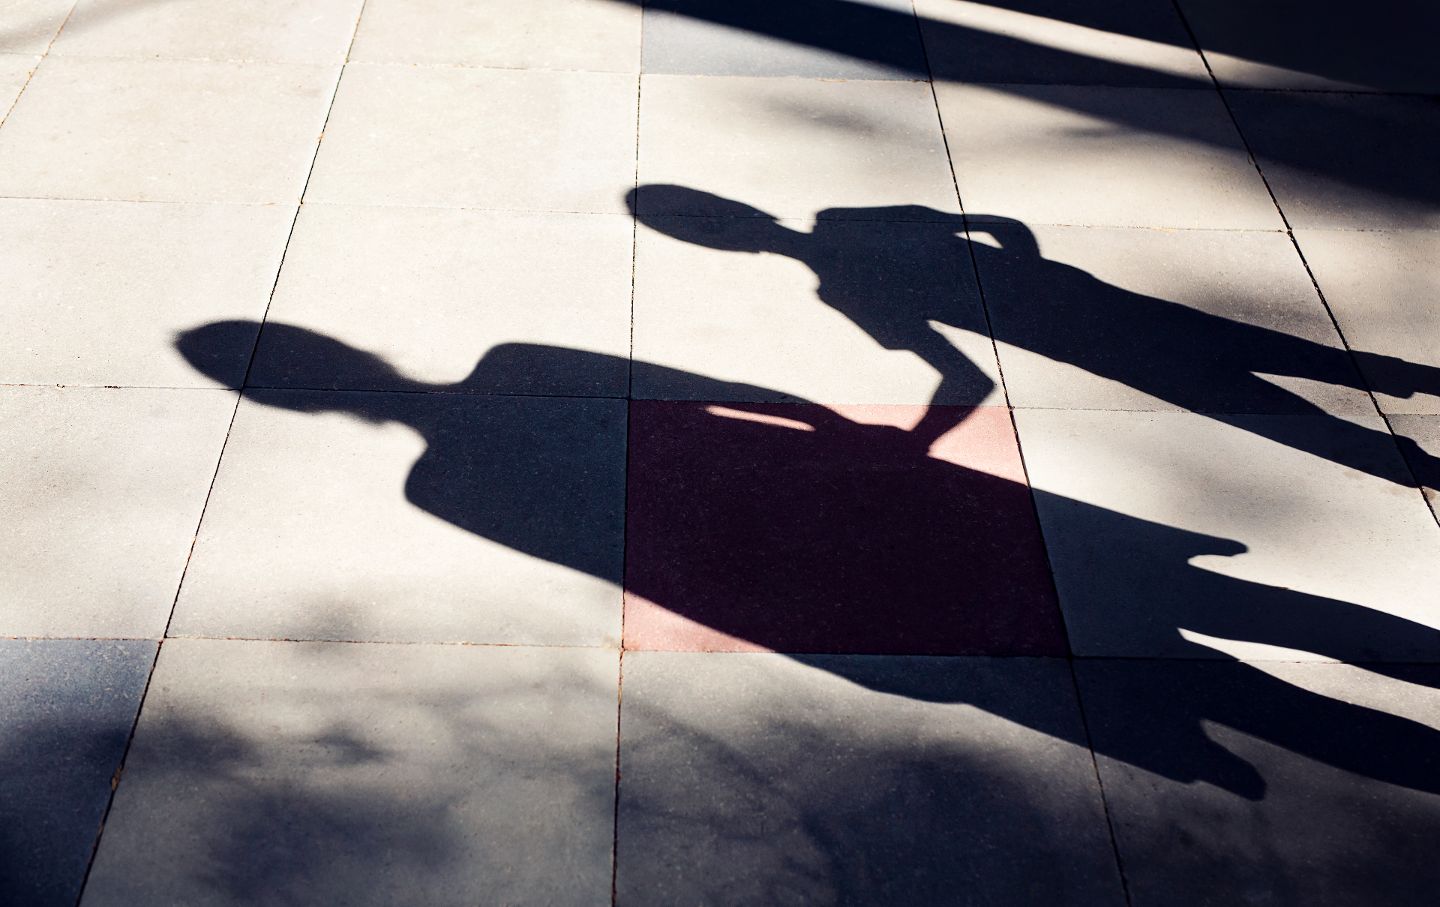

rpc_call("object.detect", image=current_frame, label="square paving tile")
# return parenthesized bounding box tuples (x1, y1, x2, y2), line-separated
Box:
(616, 652, 1125, 904)
(1227, 91, 1440, 230)
(0, 53, 36, 113)
(0, 387, 236, 638)
(351, 0, 641, 71)
(915, 0, 1208, 86)
(975, 223, 1371, 414)
(0, 198, 292, 387)
(636, 75, 959, 221)
(250, 205, 632, 395)
(1077, 660, 1440, 905)
(632, 213, 1001, 406)
(0, 0, 71, 54)
(171, 391, 626, 645)
(1391, 415, 1440, 517)
(0, 639, 153, 907)
(1294, 229, 1440, 415)
(1176, 0, 1440, 92)
(642, 0, 926, 79)
(50, 0, 364, 63)
(624, 402, 1065, 655)
(940, 85, 1282, 229)
(305, 65, 638, 212)
(83, 639, 618, 906)
(0, 57, 335, 204)
(1015, 408, 1440, 660)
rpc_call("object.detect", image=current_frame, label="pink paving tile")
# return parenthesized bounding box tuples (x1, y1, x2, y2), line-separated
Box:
(624, 402, 1065, 655)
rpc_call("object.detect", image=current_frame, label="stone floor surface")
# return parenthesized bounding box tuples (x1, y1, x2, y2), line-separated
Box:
(2, 0, 1439, 904)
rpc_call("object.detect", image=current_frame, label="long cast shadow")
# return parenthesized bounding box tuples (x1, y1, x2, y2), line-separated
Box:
(178, 322, 1440, 800)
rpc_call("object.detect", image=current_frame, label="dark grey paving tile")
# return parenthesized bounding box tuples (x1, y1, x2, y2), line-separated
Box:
(1177, 0, 1440, 92)
(1077, 660, 1440, 906)
(1227, 91, 1440, 230)
(916, 0, 1209, 87)
(83, 639, 618, 906)
(1015, 408, 1440, 661)
(171, 389, 626, 646)
(975, 224, 1370, 414)
(642, 0, 926, 79)
(1294, 229, 1440, 416)
(0, 640, 154, 907)
(616, 652, 1125, 905)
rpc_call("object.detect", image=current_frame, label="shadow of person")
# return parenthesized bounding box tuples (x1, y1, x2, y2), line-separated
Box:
(177, 322, 1440, 799)
(629, 185, 1440, 486)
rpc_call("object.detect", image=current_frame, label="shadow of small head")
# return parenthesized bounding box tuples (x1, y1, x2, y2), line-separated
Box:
(626, 184, 795, 254)
(175, 320, 404, 423)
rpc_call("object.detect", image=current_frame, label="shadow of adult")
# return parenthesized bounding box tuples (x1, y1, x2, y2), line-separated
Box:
(629, 185, 1440, 486)
(177, 322, 1440, 799)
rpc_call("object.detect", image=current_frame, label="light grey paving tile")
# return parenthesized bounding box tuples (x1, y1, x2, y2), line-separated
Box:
(351, 0, 641, 72)
(916, 0, 1209, 86)
(0, 387, 236, 638)
(0, 198, 292, 387)
(1078, 660, 1440, 905)
(250, 205, 632, 395)
(616, 652, 1125, 905)
(0, 57, 335, 203)
(171, 391, 625, 645)
(83, 639, 618, 906)
(0, 639, 153, 907)
(940, 85, 1282, 229)
(1391, 415, 1440, 518)
(50, 0, 364, 63)
(642, 0, 925, 80)
(632, 212, 1001, 405)
(1295, 229, 1440, 415)
(1228, 91, 1440, 230)
(636, 75, 959, 221)
(305, 65, 638, 212)
(1177, 0, 1440, 92)
(0, 0, 72, 54)
(975, 224, 1371, 414)
(0, 53, 37, 115)
(1014, 408, 1440, 660)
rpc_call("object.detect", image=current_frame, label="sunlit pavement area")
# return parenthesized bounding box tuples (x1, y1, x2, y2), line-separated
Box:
(3, 0, 1440, 904)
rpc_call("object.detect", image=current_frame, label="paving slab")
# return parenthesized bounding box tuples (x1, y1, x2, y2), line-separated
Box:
(975, 223, 1371, 414)
(82, 639, 618, 906)
(1176, 0, 1440, 92)
(171, 390, 626, 645)
(0, 387, 236, 638)
(940, 84, 1282, 229)
(250, 205, 633, 395)
(642, 0, 925, 79)
(1390, 416, 1440, 518)
(50, 0, 364, 63)
(616, 652, 1125, 905)
(1294, 229, 1440, 416)
(0, 52, 36, 114)
(0, 639, 153, 907)
(0, 57, 336, 204)
(632, 211, 1001, 405)
(1227, 91, 1440, 230)
(305, 65, 638, 212)
(1077, 660, 1440, 905)
(915, 0, 1208, 87)
(0, 198, 292, 387)
(636, 74, 958, 221)
(0, 0, 71, 54)
(351, 0, 641, 71)
(1015, 408, 1440, 660)
(624, 402, 1065, 655)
